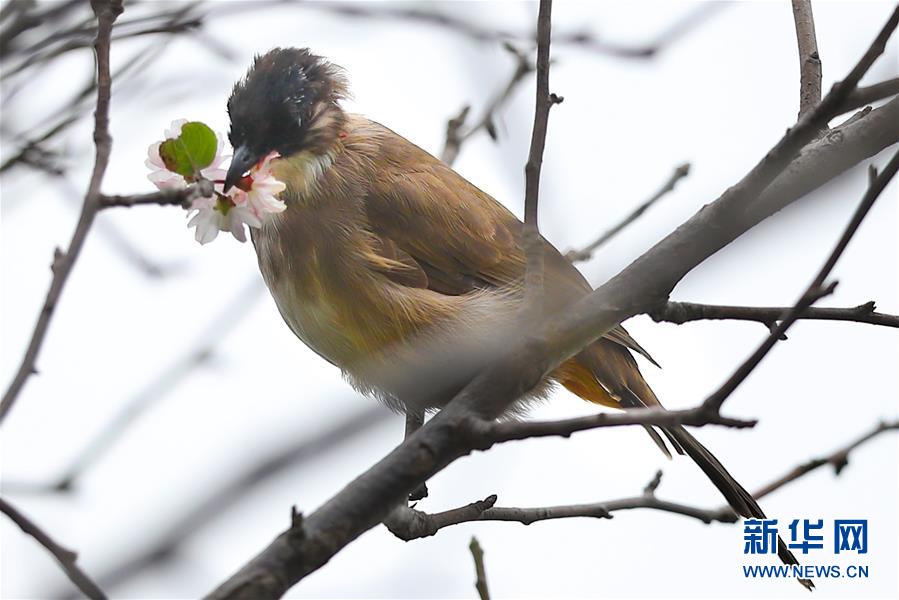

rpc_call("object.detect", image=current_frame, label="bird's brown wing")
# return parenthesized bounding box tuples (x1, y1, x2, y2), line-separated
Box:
(361, 124, 658, 366)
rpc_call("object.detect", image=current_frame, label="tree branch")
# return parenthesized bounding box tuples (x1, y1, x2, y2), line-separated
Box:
(386, 418, 899, 539)
(0, 0, 123, 424)
(566, 162, 690, 263)
(791, 0, 822, 118)
(841, 76, 899, 113)
(98, 180, 213, 209)
(468, 537, 490, 600)
(753, 419, 899, 498)
(441, 42, 533, 166)
(0, 496, 106, 599)
(522, 0, 560, 312)
(650, 300, 899, 331)
(299, 2, 724, 60)
(384, 479, 734, 541)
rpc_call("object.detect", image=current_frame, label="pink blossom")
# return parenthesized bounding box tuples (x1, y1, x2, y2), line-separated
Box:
(230, 151, 287, 218)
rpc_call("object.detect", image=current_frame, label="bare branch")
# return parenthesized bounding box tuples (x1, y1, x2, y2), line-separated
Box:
(791, 0, 822, 117)
(386, 496, 499, 541)
(522, 0, 558, 312)
(386, 418, 899, 538)
(98, 180, 213, 209)
(469, 537, 490, 600)
(0, 496, 106, 599)
(651, 300, 899, 330)
(441, 42, 533, 166)
(385, 479, 735, 540)
(842, 76, 899, 113)
(487, 404, 757, 446)
(0, 0, 123, 424)
(754, 419, 899, 498)
(566, 163, 690, 263)
(301, 2, 723, 59)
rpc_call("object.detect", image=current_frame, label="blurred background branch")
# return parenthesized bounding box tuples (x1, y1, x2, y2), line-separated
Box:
(565, 162, 691, 263)
(0, 496, 106, 599)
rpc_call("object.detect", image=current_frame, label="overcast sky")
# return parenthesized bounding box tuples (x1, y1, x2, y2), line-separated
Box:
(1, 1, 897, 599)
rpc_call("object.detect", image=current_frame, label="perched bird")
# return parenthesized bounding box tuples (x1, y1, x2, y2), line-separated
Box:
(225, 47, 807, 580)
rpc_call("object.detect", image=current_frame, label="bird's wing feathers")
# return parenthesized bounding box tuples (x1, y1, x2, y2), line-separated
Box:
(604, 327, 661, 368)
(360, 122, 658, 365)
(365, 163, 524, 293)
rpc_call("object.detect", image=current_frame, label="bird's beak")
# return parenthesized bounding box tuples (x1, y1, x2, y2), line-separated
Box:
(224, 145, 257, 192)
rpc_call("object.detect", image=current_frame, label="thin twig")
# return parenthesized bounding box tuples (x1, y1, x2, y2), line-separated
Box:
(469, 537, 490, 600)
(385, 418, 899, 539)
(566, 163, 690, 262)
(791, 0, 822, 118)
(522, 0, 560, 313)
(0, 0, 123, 424)
(441, 42, 533, 166)
(99, 180, 213, 208)
(485, 403, 757, 445)
(702, 149, 899, 415)
(651, 300, 899, 331)
(300, 2, 724, 59)
(0, 496, 106, 599)
(754, 419, 899, 498)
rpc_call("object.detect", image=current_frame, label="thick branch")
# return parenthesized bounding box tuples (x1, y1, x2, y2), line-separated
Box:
(0, 0, 123, 424)
(0, 497, 106, 599)
(791, 0, 822, 118)
(651, 300, 899, 330)
(566, 163, 690, 262)
(206, 11, 899, 598)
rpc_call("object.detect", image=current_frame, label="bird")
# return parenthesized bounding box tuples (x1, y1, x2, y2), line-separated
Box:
(224, 47, 809, 583)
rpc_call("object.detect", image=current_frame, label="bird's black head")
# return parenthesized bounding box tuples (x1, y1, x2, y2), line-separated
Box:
(225, 47, 348, 190)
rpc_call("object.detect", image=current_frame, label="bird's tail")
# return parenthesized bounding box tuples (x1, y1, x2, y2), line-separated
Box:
(663, 422, 810, 588)
(555, 340, 814, 590)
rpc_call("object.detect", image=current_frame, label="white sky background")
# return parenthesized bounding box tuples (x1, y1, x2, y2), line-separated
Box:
(1, 1, 898, 598)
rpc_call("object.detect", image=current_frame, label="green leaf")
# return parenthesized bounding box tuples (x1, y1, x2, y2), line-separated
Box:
(158, 121, 218, 178)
